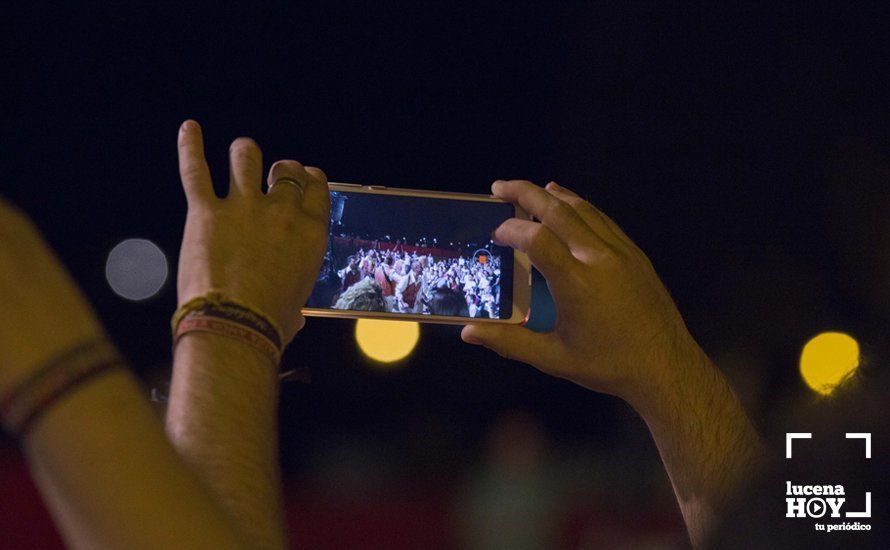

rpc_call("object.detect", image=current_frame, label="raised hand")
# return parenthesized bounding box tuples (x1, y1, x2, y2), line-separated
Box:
(176, 120, 330, 344)
(462, 179, 704, 403)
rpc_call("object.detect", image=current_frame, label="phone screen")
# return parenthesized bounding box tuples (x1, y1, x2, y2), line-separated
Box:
(306, 190, 515, 319)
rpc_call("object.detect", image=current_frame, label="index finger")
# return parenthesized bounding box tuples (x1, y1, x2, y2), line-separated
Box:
(177, 120, 215, 205)
(493, 218, 579, 283)
(544, 182, 634, 249)
(492, 180, 605, 253)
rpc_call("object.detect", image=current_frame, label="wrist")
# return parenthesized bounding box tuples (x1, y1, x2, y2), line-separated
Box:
(172, 291, 286, 368)
(173, 331, 277, 372)
(2, 338, 125, 438)
(0, 326, 106, 399)
(622, 335, 715, 422)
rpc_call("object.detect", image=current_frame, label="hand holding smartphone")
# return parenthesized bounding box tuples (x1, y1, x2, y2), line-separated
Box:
(302, 183, 531, 324)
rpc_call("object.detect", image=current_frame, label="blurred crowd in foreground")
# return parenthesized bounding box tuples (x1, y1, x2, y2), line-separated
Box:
(1, 408, 687, 549)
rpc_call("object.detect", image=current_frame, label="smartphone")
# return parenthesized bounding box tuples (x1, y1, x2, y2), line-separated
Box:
(302, 183, 532, 324)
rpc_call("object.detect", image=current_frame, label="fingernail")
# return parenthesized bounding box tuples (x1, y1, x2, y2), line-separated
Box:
(181, 120, 197, 132)
(463, 335, 483, 345)
(547, 181, 561, 190)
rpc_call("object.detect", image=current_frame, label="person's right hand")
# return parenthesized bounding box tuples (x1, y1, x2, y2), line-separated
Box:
(176, 120, 330, 344)
(461, 180, 709, 404)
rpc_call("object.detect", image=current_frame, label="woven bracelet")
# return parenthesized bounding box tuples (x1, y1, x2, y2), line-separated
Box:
(0, 339, 125, 438)
(171, 292, 284, 367)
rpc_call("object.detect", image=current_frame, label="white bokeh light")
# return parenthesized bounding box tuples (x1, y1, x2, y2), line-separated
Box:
(105, 238, 169, 300)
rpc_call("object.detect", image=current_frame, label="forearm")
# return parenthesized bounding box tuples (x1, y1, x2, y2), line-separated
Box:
(23, 368, 244, 550)
(166, 333, 285, 550)
(626, 344, 766, 548)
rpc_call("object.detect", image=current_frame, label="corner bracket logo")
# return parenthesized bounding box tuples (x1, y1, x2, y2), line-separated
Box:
(784, 432, 872, 533)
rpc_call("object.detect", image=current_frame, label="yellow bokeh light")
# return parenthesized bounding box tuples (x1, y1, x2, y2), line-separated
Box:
(355, 319, 420, 364)
(799, 332, 860, 395)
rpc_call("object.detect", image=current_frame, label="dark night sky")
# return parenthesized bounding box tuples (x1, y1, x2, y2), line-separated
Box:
(3, 5, 889, 468)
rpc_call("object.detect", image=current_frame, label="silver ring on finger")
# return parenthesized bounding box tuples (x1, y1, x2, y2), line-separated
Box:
(269, 177, 305, 197)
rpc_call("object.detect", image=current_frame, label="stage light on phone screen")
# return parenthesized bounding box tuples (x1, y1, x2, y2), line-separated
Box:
(355, 319, 419, 364)
(799, 332, 859, 395)
(105, 238, 168, 301)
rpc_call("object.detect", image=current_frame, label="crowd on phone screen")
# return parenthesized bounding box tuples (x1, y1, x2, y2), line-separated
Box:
(324, 242, 502, 318)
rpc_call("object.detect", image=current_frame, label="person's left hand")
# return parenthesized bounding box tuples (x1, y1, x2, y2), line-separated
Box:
(176, 120, 330, 344)
(0, 199, 106, 396)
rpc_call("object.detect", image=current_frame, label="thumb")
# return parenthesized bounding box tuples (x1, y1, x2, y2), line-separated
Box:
(461, 324, 556, 367)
